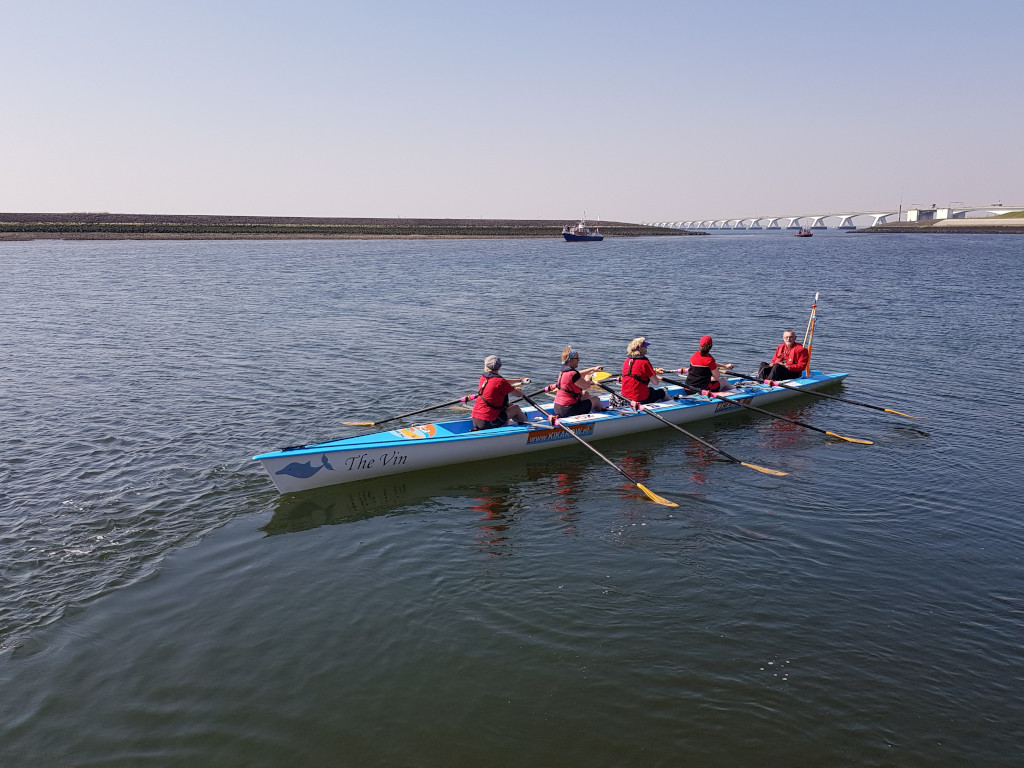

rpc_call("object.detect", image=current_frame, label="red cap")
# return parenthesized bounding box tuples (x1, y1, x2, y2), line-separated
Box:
(699, 335, 713, 346)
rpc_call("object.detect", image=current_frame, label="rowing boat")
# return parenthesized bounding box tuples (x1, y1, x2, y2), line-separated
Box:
(253, 370, 848, 493)
(255, 372, 849, 493)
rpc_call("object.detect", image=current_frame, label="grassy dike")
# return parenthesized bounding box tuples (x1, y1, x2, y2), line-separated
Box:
(0, 213, 702, 240)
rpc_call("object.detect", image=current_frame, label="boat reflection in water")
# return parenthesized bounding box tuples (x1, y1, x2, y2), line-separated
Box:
(473, 486, 518, 557)
(262, 450, 601, 538)
(261, 428, 718, 538)
(550, 464, 586, 535)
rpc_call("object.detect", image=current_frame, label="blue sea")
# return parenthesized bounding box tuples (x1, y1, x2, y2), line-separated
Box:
(1, 232, 1022, 766)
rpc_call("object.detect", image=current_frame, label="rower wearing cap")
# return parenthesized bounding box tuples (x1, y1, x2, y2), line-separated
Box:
(472, 355, 529, 429)
(553, 345, 605, 418)
(621, 337, 667, 404)
(683, 335, 734, 394)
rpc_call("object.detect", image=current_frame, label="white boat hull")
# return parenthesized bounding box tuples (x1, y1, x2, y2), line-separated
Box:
(254, 372, 848, 493)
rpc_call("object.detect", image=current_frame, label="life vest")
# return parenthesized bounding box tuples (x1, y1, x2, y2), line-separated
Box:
(621, 356, 655, 401)
(623, 357, 650, 384)
(554, 368, 583, 405)
(475, 373, 509, 418)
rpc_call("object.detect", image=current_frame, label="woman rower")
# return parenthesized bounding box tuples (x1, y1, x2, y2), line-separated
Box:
(552, 345, 605, 418)
(471, 355, 529, 429)
(621, 337, 667, 404)
(683, 335, 734, 394)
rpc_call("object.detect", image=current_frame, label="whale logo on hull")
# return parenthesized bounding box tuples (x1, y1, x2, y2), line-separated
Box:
(276, 454, 334, 479)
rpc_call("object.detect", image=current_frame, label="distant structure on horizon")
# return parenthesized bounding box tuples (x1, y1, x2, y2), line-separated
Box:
(647, 204, 1023, 231)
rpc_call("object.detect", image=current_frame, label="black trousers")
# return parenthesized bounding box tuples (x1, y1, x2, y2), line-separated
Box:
(758, 362, 802, 381)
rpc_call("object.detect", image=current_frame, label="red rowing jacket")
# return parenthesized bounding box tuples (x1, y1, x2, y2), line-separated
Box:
(472, 374, 514, 420)
(770, 342, 809, 373)
(684, 351, 719, 392)
(621, 356, 655, 401)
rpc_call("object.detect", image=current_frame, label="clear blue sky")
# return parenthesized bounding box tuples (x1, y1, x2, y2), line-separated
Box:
(2, 0, 1021, 222)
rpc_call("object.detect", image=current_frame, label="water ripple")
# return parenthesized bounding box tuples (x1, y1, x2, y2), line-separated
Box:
(2, 236, 1023, 765)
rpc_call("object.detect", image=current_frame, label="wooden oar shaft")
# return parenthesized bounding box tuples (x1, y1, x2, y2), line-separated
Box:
(661, 375, 872, 444)
(349, 380, 555, 428)
(714, 391, 826, 435)
(342, 394, 480, 426)
(803, 291, 818, 344)
(724, 370, 923, 418)
(594, 381, 733, 459)
(515, 385, 556, 402)
(804, 293, 818, 374)
(384, 396, 477, 422)
(520, 393, 635, 483)
(645, 407, 750, 463)
(519, 393, 678, 507)
(594, 380, 787, 476)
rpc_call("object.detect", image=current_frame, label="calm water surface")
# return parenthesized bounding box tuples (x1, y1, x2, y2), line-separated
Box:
(1, 233, 1022, 766)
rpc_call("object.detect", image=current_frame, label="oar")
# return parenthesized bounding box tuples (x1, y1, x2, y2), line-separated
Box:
(719, 370, 925, 419)
(342, 394, 480, 426)
(512, 385, 560, 411)
(660, 376, 873, 445)
(345, 377, 543, 427)
(590, 379, 787, 476)
(518, 392, 678, 508)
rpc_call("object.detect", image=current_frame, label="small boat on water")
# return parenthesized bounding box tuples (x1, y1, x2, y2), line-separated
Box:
(795, 227, 813, 237)
(253, 371, 848, 493)
(562, 218, 604, 241)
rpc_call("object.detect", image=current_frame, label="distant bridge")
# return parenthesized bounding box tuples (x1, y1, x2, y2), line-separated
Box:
(647, 206, 1022, 230)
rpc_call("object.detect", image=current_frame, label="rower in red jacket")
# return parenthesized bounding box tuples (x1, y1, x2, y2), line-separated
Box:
(621, 337, 667, 404)
(472, 355, 528, 429)
(553, 345, 605, 418)
(683, 335, 734, 394)
(758, 329, 810, 381)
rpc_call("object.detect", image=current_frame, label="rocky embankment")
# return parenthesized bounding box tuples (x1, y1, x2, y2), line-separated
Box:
(0, 213, 703, 240)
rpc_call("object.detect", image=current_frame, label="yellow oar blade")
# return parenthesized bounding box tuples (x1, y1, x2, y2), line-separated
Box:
(636, 483, 679, 507)
(885, 408, 925, 419)
(592, 371, 613, 382)
(741, 462, 789, 477)
(825, 431, 874, 445)
(342, 420, 376, 426)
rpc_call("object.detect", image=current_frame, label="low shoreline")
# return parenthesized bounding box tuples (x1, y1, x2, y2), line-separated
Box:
(852, 218, 1024, 234)
(0, 213, 702, 241)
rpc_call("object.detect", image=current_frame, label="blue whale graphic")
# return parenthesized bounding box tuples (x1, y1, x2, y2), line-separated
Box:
(276, 454, 335, 479)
